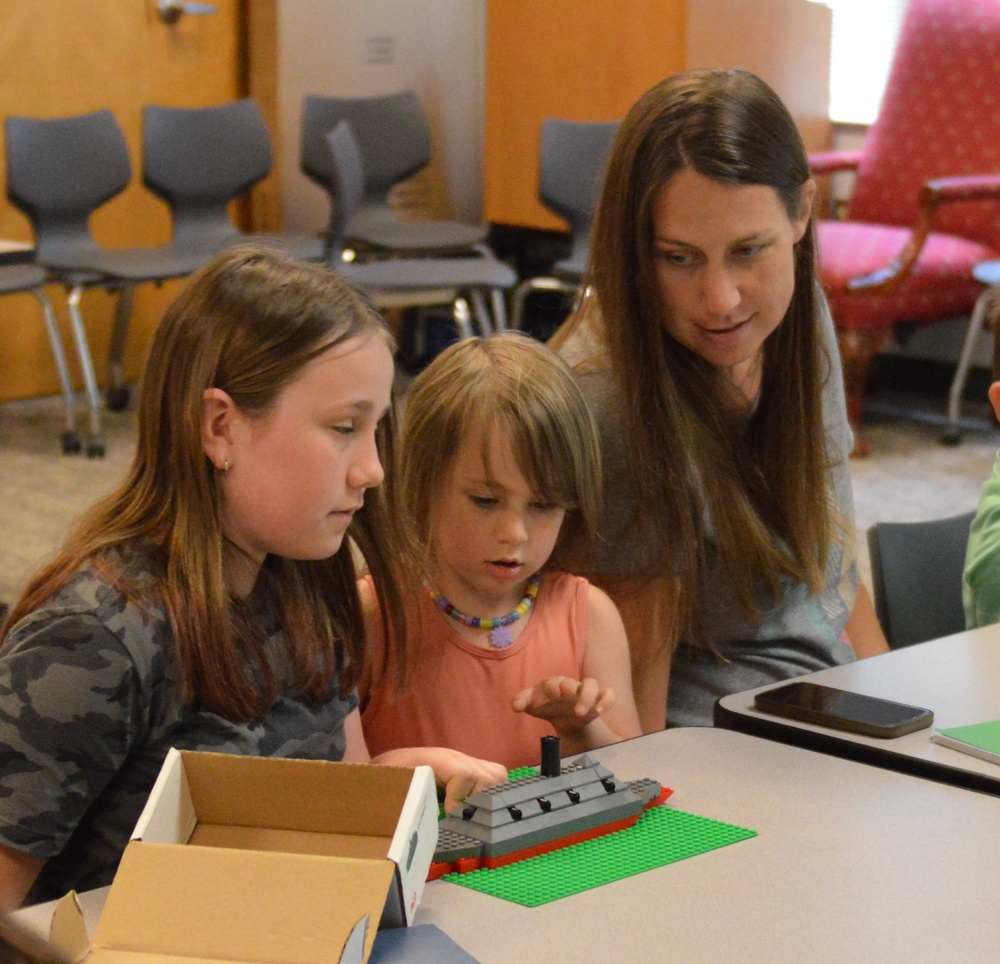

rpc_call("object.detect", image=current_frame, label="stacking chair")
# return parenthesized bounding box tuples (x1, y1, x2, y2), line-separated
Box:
(0, 263, 80, 453)
(143, 98, 325, 264)
(5, 109, 201, 457)
(811, 0, 1000, 455)
(301, 91, 486, 256)
(510, 119, 619, 331)
(866, 510, 976, 648)
(322, 121, 516, 336)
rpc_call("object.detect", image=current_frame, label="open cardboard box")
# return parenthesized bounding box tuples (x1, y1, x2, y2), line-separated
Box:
(49, 749, 438, 963)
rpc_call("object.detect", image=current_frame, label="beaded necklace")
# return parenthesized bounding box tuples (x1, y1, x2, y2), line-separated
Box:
(425, 574, 542, 649)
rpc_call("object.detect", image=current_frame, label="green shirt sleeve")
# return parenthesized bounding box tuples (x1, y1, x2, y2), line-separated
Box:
(964, 452, 1000, 629)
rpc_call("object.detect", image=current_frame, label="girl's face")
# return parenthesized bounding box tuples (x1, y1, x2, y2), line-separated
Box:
(651, 167, 814, 403)
(208, 333, 393, 591)
(429, 425, 566, 614)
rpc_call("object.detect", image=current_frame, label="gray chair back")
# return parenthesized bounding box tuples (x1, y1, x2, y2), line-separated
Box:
(867, 509, 976, 648)
(301, 91, 430, 200)
(324, 121, 367, 253)
(5, 110, 131, 262)
(143, 99, 272, 247)
(538, 119, 619, 267)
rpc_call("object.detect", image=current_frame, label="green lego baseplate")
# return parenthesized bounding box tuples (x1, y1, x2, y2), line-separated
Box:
(441, 765, 757, 906)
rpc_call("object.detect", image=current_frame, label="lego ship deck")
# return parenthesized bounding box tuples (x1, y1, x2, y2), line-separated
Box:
(430, 745, 671, 878)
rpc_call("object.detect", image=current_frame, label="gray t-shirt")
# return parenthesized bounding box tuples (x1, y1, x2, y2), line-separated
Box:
(556, 298, 858, 726)
(0, 545, 357, 904)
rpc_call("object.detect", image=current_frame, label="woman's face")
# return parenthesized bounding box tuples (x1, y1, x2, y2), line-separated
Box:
(651, 167, 814, 402)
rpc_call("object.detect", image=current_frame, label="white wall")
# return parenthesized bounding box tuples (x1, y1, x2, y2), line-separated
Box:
(276, 0, 486, 235)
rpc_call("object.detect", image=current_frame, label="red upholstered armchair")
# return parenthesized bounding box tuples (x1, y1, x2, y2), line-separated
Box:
(813, 0, 1000, 456)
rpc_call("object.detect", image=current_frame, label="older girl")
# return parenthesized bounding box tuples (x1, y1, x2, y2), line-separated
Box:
(0, 247, 504, 909)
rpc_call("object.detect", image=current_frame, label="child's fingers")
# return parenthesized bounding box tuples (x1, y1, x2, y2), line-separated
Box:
(510, 686, 533, 712)
(574, 676, 602, 715)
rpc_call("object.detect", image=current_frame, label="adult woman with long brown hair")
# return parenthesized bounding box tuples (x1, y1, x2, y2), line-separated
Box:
(550, 68, 887, 731)
(0, 246, 503, 910)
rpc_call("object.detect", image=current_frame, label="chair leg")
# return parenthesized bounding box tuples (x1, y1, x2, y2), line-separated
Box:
(65, 284, 105, 458)
(468, 289, 493, 337)
(510, 279, 533, 331)
(944, 286, 999, 445)
(452, 298, 475, 340)
(837, 327, 889, 458)
(491, 288, 509, 331)
(32, 288, 81, 455)
(106, 284, 134, 411)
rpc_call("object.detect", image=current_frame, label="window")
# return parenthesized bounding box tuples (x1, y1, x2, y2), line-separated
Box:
(812, 0, 910, 124)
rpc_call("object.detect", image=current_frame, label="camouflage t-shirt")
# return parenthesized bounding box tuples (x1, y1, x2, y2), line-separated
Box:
(0, 549, 357, 905)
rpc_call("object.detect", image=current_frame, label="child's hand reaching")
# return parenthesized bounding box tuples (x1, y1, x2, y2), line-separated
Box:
(511, 675, 617, 750)
(371, 745, 507, 814)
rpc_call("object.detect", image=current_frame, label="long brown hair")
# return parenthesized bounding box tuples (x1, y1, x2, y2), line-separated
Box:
(552, 68, 840, 647)
(402, 332, 602, 566)
(2, 246, 411, 719)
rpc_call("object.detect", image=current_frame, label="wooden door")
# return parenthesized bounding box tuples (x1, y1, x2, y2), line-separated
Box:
(0, 0, 252, 403)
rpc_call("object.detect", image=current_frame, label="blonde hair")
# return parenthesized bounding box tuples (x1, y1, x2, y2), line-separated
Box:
(402, 332, 602, 565)
(2, 246, 412, 719)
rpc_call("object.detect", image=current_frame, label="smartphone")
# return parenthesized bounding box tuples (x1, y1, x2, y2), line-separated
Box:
(753, 681, 933, 738)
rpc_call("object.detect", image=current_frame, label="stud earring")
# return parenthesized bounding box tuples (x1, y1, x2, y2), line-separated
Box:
(219, 458, 230, 473)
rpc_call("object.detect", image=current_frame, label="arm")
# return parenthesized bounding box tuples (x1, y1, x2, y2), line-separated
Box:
(964, 456, 1000, 630)
(343, 709, 507, 813)
(511, 585, 642, 755)
(845, 581, 889, 657)
(587, 574, 679, 734)
(0, 845, 44, 913)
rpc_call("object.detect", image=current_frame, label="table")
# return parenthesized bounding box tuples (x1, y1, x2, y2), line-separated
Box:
(15, 728, 1000, 962)
(716, 622, 1000, 794)
(418, 728, 1000, 962)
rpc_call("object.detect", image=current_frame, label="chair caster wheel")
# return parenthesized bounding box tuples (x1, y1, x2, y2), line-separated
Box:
(107, 385, 130, 411)
(86, 438, 106, 458)
(60, 431, 82, 455)
(940, 429, 962, 446)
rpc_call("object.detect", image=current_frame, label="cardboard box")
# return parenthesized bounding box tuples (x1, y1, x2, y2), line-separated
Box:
(50, 750, 438, 963)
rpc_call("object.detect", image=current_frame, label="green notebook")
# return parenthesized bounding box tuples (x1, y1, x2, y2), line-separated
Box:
(931, 720, 1000, 765)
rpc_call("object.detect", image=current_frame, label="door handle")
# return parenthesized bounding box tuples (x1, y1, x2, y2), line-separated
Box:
(158, 0, 218, 24)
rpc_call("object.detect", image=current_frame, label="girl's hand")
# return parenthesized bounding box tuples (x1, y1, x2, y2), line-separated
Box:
(371, 744, 507, 814)
(511, 675, 616, 734)
(426, 748, 508, 814)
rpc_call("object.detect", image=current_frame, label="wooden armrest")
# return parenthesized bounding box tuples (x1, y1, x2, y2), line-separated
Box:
(808, 150, 862, 176)
(847, 173, 1000, 295)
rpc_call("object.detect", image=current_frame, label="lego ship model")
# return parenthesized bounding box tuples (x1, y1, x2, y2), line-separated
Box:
(430, 735, 672, 878)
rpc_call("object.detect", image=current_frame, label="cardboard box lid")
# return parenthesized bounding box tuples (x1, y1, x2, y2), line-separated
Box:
(84, 841, 391, 963)
(133, 750, 420, 841)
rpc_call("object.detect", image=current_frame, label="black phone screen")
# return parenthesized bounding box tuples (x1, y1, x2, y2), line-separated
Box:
(753, 681, 934, 738)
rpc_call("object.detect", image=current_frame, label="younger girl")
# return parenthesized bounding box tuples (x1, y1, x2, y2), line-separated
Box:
(0, 246, 504, 910)
(361, 333, 642, 770)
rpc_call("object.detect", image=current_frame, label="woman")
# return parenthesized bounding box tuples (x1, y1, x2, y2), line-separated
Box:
(550, 68, 887, 731)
